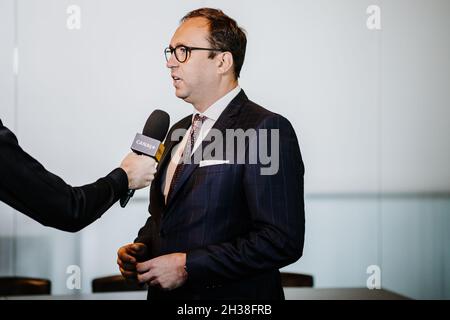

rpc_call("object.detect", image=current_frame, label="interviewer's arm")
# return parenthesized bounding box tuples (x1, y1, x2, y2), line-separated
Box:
(0, 120, 155, 232)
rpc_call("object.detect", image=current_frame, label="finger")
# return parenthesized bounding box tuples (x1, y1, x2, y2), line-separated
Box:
(131, 243, 147, 253)
(120, 267, 137, 279)
(137, 269, 156, 284)
(131, 246, 148, 260)
(118, 260, 137, 271)
(117, 257, 132, 267)
(135, 261, 152, 274)
(120, 253, 136, 264)
(119, 249, 137, 263)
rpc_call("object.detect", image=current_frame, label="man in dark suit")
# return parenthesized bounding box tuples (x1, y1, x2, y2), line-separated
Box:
(117, 8, 305, 299)
(0, 119, 156, 232)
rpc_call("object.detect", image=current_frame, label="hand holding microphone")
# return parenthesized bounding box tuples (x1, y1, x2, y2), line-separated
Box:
(120, 110, 170, 207)
(120, 153, 157, 190)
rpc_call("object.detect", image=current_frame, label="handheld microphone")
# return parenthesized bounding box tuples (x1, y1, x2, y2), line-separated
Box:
(120, 109, 170, 208)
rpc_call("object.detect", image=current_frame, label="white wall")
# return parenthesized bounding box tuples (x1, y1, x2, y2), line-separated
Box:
(380, 0, 450, 192)
(0, 0, 449, 299)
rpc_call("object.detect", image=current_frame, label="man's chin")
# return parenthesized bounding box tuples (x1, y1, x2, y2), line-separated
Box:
(175, 90, 189, 101)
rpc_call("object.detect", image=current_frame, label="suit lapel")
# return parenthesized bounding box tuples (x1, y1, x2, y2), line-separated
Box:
(164, 89, 248, 210)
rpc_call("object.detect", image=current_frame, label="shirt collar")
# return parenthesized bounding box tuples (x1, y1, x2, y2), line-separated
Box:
(192, 85, 241, 122)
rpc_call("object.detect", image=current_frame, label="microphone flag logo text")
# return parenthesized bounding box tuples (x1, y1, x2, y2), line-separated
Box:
(131, 133, 161, 158)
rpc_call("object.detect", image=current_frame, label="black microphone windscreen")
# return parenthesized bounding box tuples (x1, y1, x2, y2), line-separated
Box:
(142, 109, 170, 141)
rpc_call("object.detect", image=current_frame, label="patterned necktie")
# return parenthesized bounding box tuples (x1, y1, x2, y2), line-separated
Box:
(167, 113, 207, 202)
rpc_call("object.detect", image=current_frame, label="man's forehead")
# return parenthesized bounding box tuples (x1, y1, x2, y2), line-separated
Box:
(170, 17, 210, 46)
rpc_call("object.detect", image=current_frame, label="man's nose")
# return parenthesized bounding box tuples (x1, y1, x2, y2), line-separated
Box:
(166, 53, 178, 69)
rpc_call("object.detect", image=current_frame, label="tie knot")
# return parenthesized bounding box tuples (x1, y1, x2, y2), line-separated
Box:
(193, 114, 207, 125)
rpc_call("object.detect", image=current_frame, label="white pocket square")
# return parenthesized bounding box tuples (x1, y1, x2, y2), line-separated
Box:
(199, 160, 230, 167)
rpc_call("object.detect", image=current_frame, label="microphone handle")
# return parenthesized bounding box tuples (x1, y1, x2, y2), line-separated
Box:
(120, 142, 164, 208)
(120, 149, 143, 208)
(120, 189, 135, 208)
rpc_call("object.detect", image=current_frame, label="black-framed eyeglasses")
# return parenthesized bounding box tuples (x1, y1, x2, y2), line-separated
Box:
(164, 45, 225, 63)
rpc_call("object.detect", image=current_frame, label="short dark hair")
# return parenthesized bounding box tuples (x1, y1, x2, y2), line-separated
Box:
(181, 8, 247, 79)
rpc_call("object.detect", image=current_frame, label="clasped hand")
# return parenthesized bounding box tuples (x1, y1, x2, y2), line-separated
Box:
(117, 243, 187, 290)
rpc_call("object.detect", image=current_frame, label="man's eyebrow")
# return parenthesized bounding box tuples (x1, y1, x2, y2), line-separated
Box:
(170, 42, 187, 48)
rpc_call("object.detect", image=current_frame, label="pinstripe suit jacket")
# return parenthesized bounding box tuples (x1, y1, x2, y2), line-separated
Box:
(135, 90, 305, 299)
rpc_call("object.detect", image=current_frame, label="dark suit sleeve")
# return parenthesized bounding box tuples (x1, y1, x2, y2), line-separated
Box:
(0, 121, 128, 232)
(185, 115, 305, 286)
(134, 216, 154, 248)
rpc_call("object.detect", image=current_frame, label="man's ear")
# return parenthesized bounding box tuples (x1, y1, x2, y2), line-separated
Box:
(217, 52, 234, 75)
